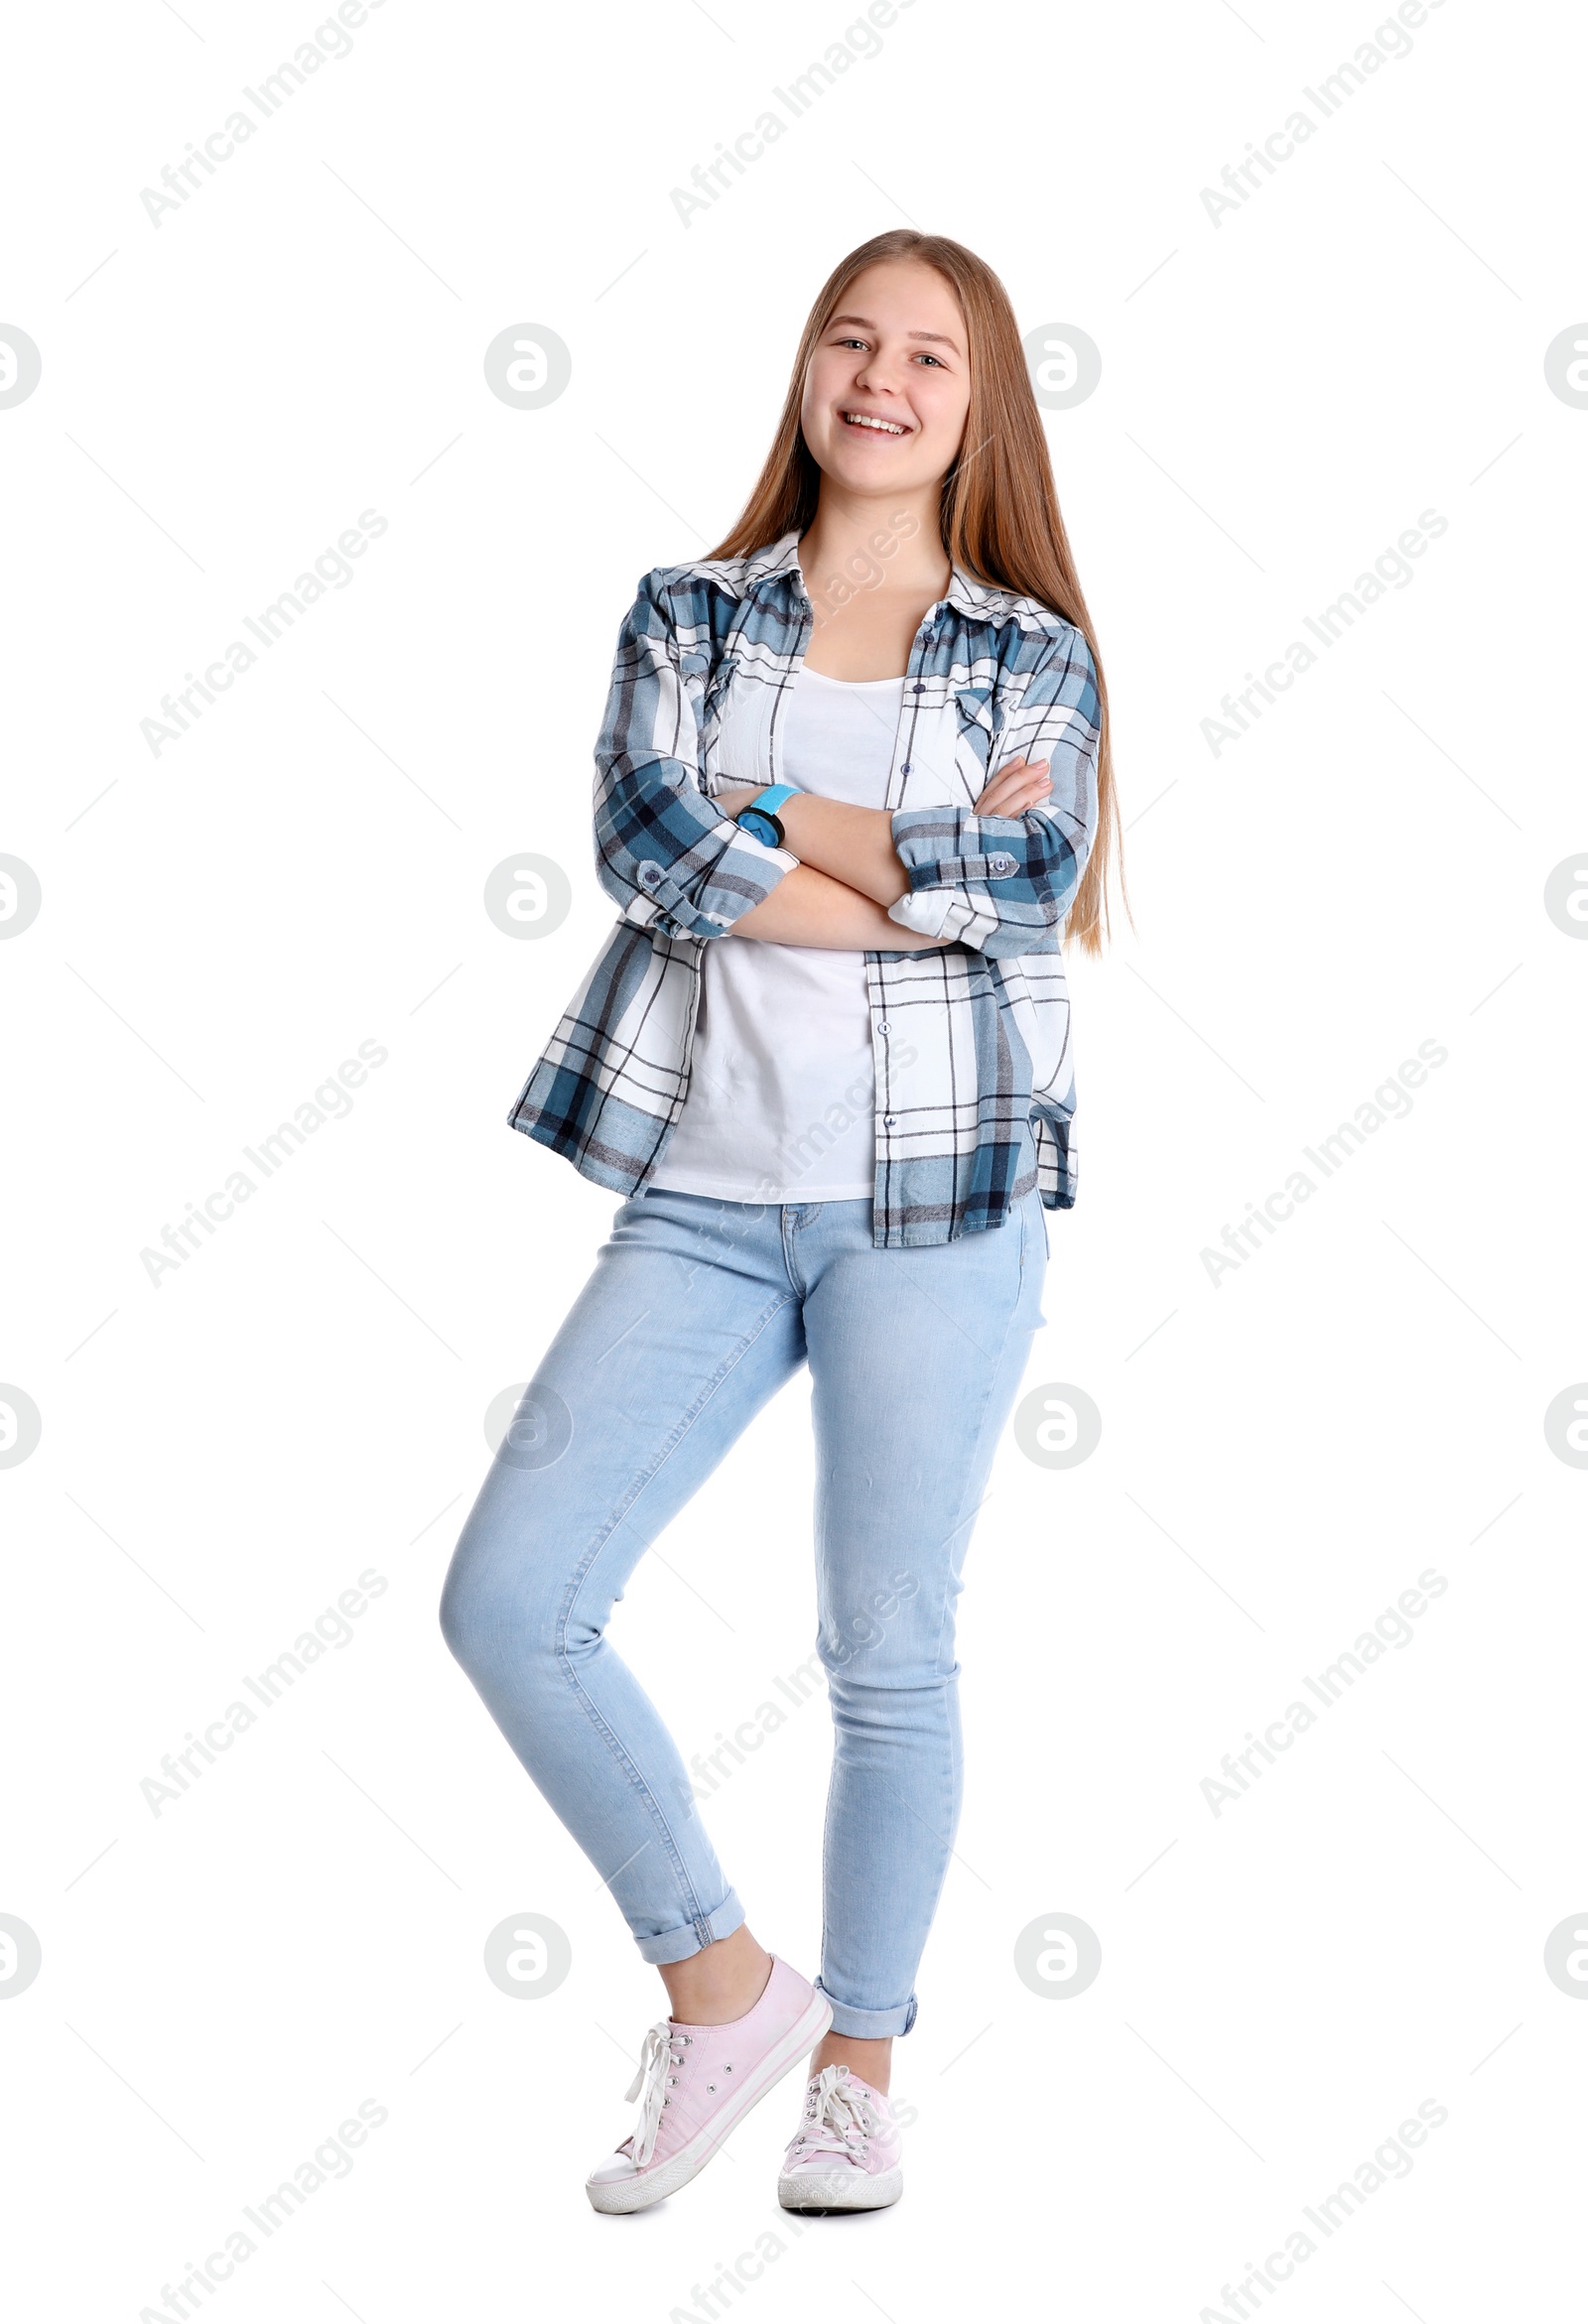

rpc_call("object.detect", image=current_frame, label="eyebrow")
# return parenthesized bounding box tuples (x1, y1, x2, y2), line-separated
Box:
(828, 313, 962, 354)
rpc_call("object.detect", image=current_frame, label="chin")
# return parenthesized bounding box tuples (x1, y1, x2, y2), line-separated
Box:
(823, 442, 923, 487)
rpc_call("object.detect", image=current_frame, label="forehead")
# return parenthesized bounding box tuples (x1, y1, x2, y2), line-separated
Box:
(829, 259, 964, 341)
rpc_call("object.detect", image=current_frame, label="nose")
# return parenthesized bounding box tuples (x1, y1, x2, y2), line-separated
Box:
(853, 345, 906, 397)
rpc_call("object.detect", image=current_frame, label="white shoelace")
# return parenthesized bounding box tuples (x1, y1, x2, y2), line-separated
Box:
(785, 2064, 878, 2167)
(623, 2021, 689, 2167)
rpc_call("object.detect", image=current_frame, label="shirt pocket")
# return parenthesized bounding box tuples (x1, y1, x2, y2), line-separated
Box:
(953, 682, 999, 789)
(696, 652, 738, 775)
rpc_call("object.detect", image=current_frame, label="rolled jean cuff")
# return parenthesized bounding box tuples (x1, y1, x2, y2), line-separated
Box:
(815, 1979, 918, 2038)
(635, 1888, 745, 1966)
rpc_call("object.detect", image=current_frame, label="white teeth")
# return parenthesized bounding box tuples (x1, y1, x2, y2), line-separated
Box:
(842, 412, 906, 435)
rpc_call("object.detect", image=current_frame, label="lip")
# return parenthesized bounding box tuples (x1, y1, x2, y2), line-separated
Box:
(837, 407, 913, 438)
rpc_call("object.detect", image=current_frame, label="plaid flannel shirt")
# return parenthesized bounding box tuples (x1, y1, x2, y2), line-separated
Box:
(507, 529, 1101, 1248)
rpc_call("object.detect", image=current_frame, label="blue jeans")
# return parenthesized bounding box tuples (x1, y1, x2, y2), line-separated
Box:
(440, 1177, 1048, 2037)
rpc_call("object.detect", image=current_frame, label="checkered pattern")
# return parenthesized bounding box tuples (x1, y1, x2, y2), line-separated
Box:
(507, 530, 1101, 1248)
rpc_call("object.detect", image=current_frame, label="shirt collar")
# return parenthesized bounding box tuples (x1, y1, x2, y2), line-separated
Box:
(744, 528, 1014, 622)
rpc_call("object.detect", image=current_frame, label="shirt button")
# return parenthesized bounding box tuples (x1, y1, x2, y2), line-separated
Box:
(882, 1113, 897, 1128)
(877, 1019, 891, 1036)
(637, 860, 661, 887)
(912, 681, 926, 695)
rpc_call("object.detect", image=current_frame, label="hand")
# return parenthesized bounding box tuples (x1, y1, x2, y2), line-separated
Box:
(974, 754, 1051, 818)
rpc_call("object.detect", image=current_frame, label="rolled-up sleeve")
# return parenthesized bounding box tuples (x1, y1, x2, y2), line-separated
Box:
(885, 623, 1101, 958)
(592, 571, 799, 941)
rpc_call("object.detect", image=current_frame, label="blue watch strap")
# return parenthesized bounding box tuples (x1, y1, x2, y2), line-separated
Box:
(742, 784, 796, 820)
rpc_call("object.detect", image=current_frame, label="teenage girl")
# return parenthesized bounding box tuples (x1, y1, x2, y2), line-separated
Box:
(441, 228, 1121, 2215)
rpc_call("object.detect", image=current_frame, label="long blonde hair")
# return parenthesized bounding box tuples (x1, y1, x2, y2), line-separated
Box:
(706, 229, 1124, 954)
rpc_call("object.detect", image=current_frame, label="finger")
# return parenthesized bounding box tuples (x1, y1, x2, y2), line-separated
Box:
(976, 774, 1053, 814)
(976, 760, 1051, 807)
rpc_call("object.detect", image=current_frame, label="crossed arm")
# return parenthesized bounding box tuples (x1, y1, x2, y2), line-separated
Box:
(717, 756, 1054, 952)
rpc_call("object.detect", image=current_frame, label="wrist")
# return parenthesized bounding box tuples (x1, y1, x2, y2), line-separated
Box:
(734, 782, 798, 850)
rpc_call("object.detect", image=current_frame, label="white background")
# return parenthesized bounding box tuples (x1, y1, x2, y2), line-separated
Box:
(3, 0, 1585, 2317)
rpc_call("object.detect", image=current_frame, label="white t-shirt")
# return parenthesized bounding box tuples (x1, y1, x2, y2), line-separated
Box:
(647, 665, 906, 1205)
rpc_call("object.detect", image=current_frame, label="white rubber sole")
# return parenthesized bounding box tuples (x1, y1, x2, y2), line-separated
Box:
(586, 1990, 833, 2215)
(778, 2161, 904, 2212)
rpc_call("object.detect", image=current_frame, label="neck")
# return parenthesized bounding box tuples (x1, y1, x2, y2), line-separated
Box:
(797, 482, 950, 600)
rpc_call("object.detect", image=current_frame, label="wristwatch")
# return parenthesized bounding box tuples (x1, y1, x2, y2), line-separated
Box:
(734, 784, 797, 849)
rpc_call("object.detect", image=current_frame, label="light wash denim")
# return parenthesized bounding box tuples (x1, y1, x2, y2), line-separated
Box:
(440, 1169, 1048, 2037)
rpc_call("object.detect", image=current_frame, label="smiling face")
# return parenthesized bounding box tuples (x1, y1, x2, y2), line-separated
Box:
(798, 258, 972, 502)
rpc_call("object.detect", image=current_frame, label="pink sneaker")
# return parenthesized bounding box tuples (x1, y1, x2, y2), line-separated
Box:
(778, 2063, 904, 2212)
(586, 1955, 832, 2214)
